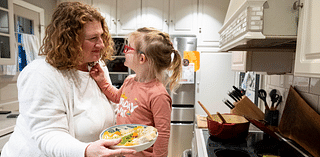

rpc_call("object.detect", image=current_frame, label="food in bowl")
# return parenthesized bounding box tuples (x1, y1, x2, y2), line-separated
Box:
(100, 124, 158, 148)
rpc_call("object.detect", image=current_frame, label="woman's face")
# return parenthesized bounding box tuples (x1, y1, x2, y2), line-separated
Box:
(80, 20, 105, 64)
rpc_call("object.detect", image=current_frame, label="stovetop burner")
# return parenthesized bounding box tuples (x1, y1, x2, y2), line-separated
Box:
(203, 130, 313, 157)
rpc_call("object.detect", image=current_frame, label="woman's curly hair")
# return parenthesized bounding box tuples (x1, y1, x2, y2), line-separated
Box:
(39, 2, 114, 70)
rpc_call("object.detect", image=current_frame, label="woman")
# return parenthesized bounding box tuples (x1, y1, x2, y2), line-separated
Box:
(1, 2, 135, 157)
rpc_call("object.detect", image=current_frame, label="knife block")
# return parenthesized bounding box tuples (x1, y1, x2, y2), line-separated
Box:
(230, 96, 264, 121)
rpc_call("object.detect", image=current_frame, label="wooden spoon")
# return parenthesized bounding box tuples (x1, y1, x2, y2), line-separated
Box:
(197, 101, 214, 120)
(216, 112, 227, 124)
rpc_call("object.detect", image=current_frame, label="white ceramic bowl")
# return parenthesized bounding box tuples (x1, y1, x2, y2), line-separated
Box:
(100, 124, 158, 152)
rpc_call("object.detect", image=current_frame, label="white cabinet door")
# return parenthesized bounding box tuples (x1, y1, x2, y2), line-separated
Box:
(141, 0, 169, 33)
(0, 0, 15, 65)
(294, 0, 320, 78)
(92, 0, 117, 35)
(57, 0, 92, 4)
(169, 0, 197, 35)
(197, 0, 229, 47)
(116, 0, 141, 36)
(231, 51, 247, 72)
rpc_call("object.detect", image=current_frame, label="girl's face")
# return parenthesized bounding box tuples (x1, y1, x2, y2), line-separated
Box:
(124, 41, 140, 71)
(80, 20, 105, 65)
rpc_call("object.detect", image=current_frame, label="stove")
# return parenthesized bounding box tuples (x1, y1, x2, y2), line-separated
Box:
(202, 129, 313, 157)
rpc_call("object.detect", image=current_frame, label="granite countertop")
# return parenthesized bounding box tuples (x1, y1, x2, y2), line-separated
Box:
(0, 111, 18, 136)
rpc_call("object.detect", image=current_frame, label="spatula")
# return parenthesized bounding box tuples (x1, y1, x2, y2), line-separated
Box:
(198, 101, 214, 120)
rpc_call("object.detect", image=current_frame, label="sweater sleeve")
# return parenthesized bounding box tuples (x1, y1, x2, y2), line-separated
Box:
(96, 78, 122, 103)
(17, 68, 88, 157)
(150, 94, 172, 157)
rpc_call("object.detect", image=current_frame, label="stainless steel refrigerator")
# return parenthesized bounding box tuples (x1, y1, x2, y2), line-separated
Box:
(168, 36, 197, 157)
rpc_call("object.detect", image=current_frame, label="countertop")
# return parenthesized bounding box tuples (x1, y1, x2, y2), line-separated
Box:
(0, 111, 18, 136)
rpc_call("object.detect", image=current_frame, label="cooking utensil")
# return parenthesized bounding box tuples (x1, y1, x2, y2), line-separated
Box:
(244, 116, 279, 140)
(258, 89, 270, 110)
(228, 91, 240, 102)
(275, 95, 282, 109)
(269, 89, 279, 109)
(207, 114, 250, 139)
(226, 99, 235, 109)
(232, 86, 244, 96)
(222, 99, 234, 109)
(216, 112, 227, 124)
(197, 101, 214, 120)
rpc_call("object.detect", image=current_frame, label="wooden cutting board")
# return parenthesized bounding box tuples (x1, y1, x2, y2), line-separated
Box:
(196, 115, 207, 128)
(279, 86, 320, 157)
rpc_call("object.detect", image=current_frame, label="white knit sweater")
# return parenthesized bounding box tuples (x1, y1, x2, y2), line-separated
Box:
(1, 57, 115, 157)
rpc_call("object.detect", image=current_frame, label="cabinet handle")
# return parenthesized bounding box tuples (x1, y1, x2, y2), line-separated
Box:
(165, 19, 167, 23)
(112, 19, 116, 25)
(199, 28, 201, 33)
(293, 0, 303, 10)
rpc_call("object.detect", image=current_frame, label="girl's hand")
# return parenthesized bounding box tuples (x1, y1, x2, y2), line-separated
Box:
(89, 63, 106, 84)
(85, 139, 136, 157)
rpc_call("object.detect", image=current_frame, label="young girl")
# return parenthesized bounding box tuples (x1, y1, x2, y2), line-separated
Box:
(90, 27, 182, 156)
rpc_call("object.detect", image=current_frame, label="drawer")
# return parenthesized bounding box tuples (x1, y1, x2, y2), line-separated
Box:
(171, 107, 195, 122)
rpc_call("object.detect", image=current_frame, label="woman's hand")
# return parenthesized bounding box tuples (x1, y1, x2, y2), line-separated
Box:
(85, 139, 136, 157)
(89, 63, 107, 84)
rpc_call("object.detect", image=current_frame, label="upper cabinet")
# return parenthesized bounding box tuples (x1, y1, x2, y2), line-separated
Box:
(141, 0, 169, 33)
(93, 0, 141, 37)
(142, 0, 197, 35)
(197, 0, 229, 48)
(0, 0, 15, 65)
(168, 0, 197, 35)
(294, 0, 320, 78)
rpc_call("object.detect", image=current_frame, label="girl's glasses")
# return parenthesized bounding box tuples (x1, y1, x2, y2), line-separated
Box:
(123, 45, 135, 53)
(123, 45, 145, 55)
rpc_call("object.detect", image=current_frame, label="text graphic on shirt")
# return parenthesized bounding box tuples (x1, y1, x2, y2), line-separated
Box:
(115, 93, 139, 117)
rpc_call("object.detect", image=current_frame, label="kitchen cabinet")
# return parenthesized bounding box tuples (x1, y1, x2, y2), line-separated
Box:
(168, 0, 197, 35)
(0, 0, 15, 65)
(197, 0, 229, 47)
(142, 0, 197, 35)
(93, 0, 141, 36)
(141, 0, 169, 33)
(294, 0, 320, 78)
(57, 0, 92, 5)
(231, 51, 295, 74)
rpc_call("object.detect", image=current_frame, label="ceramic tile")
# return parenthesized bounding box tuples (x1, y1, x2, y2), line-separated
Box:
(299, 92, 319, 112)
(282, 75, 293, 89)
(293, 76, 309, 92)
(270, 75, 281, 87)
(310, 77, 320, 95)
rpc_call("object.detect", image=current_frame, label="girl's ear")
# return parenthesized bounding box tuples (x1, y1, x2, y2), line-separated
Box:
(139, 54, 147, 63)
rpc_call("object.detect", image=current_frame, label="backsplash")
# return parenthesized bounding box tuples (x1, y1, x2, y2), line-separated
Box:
(262, 74, 320, 121)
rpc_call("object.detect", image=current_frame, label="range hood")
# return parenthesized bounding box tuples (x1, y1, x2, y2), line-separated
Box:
(219, 0, 299, 52)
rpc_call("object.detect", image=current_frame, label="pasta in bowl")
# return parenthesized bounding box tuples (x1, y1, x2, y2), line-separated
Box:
(100, 124, 158, 152)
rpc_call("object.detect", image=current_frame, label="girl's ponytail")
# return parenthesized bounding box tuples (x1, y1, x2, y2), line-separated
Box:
(168, 49, 182, 92)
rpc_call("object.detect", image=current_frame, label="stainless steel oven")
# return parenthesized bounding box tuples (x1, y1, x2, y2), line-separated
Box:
(108, 38, 132, 88)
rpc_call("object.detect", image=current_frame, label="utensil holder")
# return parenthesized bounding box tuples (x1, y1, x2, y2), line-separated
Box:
(264, 109, 279, 126)
(231, 96, 264, 121)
